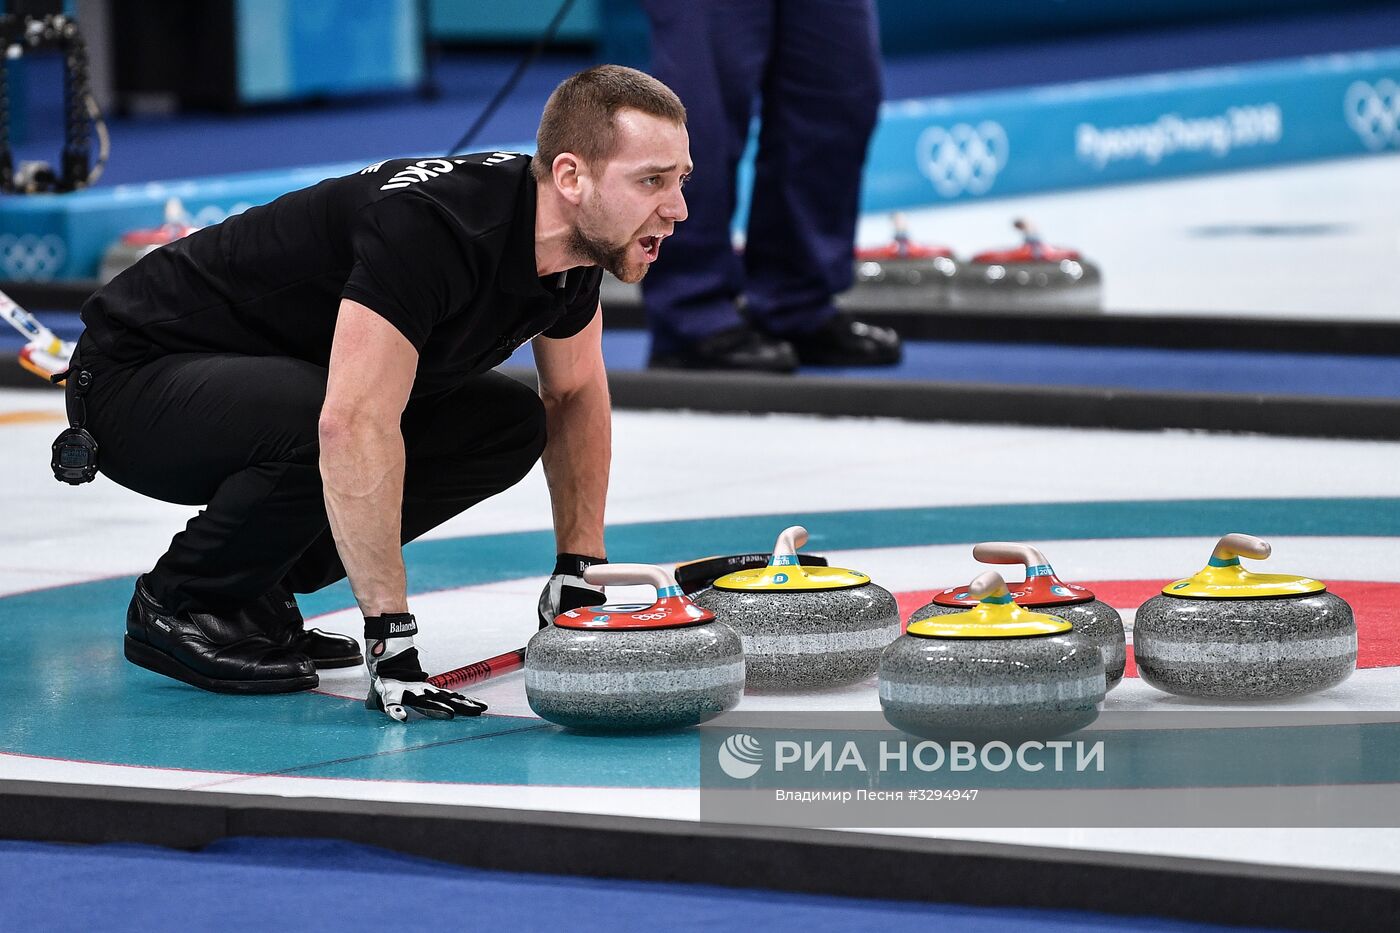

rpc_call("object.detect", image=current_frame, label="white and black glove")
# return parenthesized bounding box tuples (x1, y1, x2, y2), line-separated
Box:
(364, 613, 487, 722)
(538, 553, 608, 629)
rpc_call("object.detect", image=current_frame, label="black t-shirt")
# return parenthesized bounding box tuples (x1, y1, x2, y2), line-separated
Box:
(81, 152, 602, 396)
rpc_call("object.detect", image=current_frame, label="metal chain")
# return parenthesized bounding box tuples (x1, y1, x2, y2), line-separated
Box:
(61, 17, 92, 190)
(0, 13, 95, 193)
(0, 16, 15, 193)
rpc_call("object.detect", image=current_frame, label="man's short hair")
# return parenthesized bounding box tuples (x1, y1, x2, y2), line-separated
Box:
(533, 65, 686, 182)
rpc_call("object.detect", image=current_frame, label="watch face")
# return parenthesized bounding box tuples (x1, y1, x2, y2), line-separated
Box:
(58, 445, 87, 467)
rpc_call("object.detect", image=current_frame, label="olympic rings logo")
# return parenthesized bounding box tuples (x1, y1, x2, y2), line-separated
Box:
(1344, 79, 1400, 151)
(916, 121, 1009, 197)
(0, 234, 67, 281)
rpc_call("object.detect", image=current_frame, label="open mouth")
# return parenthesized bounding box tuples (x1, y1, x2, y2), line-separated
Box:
(639, 234, 663, 262)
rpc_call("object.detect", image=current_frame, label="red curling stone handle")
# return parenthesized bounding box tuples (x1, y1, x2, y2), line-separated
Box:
(428, 648, 526, 691)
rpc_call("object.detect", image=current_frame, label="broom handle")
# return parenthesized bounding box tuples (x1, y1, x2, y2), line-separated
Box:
(428, 647, 526, 691)
(1, 288, 63, 351)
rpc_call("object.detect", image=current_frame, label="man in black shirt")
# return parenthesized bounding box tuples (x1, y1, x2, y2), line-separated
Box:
(68, 65, 691, 721)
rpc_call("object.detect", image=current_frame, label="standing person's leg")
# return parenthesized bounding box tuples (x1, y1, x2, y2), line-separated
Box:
(640, 0, 794, 371)
(73, 340, 333, 691)
(280, 371, 547, 595)
(742, 0, 899, 364)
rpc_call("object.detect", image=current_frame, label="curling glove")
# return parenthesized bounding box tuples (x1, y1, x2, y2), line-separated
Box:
(364, 613, 487, 722)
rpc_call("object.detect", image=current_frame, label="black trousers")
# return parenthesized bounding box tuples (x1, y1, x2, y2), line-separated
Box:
(68, 334, 547, 614)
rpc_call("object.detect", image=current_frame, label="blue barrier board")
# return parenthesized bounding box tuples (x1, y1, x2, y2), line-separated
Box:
(2, 48, 1397, 281)
(860, 47, 1400, 210)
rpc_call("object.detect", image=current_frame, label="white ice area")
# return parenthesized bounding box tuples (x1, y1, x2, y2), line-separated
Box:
(4, 386, 1400, 876)
(14, 386, 1400, 596)
(859, 152, 1400, 320)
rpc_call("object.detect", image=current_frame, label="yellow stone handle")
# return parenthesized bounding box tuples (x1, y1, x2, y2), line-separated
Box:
(584, 563, 680, 592)
(968, 570, 1012, 602)
(773, 525, 809, 560)
(972, 542, 1049, 569)
(1212, 533, 1271, 563)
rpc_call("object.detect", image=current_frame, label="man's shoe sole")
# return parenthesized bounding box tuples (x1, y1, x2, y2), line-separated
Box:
(124, 635, 319, 695)
(311, 653, 363, 670)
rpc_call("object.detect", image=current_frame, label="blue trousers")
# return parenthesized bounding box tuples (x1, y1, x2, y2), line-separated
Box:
(640, 0, 883, 350)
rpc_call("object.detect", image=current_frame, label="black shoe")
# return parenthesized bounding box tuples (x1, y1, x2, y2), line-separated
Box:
(648, 325, 798, 374)
(255, 586, 363, 670)
(124, 578, 318, 695)
(779, 315, 903, 367)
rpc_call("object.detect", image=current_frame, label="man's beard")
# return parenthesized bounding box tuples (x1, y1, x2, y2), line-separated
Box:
(567, 222, 646, 284)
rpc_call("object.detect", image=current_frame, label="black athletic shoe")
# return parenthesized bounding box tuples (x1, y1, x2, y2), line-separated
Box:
(124, 577, 318, 694)
(648, 325, 798, 374)
(779, 315, 903, 367)
(255, 586, 363, 669)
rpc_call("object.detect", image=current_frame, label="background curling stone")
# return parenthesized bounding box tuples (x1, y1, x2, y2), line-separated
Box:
(525, 563, 744, 732)
(951, 218, 1102, 312)
(99, 198, 199, 284)
(692, 525, 900, 690)
(849, 213, 958, 310)
(910, 542, 1127, 691)
(1134, 534, 1356, 700)
(880, 570, 1105, 740)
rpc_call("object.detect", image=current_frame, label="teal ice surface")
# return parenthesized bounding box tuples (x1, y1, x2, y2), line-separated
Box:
(296, 725, 706, 786)
(6, 498, 1399, 787)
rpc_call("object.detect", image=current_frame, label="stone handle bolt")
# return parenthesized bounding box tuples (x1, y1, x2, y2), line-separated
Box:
(1212, 533, 1271, 562)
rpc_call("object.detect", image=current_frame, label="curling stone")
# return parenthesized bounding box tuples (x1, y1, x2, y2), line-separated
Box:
(950, 218, 1102, 311)
(525, 563, 744, 731)
(1134, 534, 1356, 700)
(851, 213, 958, 309)
(98, 198, 199, 284)
(880, 571, 1105, 739)
(910, 542, 1127, 691)
(691, 526, 900, 689)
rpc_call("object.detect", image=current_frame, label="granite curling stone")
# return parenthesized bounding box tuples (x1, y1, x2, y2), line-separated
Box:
(99, 198, 199, 284)
(951, 218, 1102, 312)
(691, 525, 900, 689)
(850, 213, 958, 310)
(880, 570, 1106, 740)
(910, 542, 1127, 691)
(525, 563, 745, 731)
(1133, 534, 1356, 700)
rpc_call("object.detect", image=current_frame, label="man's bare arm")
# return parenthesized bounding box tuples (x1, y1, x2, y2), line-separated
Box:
(319, 298, 417, 616)
(532, 306, 609, 557)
